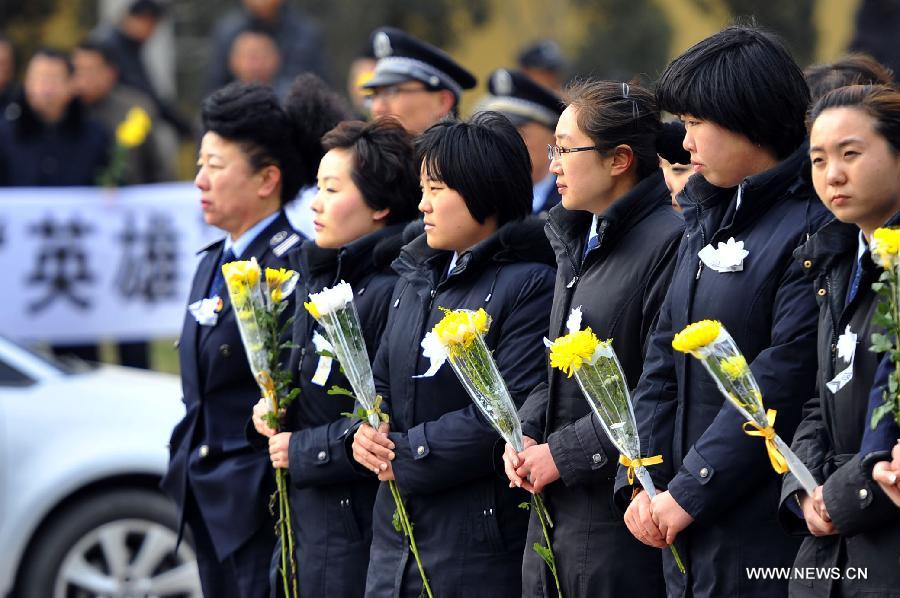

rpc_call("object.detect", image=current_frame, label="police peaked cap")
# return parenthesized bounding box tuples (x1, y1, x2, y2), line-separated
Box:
(363, 27, 477, 100)
(478, 69, 563, 129)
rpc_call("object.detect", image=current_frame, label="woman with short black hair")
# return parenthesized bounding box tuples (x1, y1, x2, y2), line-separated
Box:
(618, 26, 831, 598)
(351, 111, 555, 597)
(503, 78, 682, 597)
(161, 81, 305, 598)
(252, 116, 420, 597)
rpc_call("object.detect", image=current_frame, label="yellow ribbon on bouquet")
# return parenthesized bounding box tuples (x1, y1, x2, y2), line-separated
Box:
(742, 408, 789, 474)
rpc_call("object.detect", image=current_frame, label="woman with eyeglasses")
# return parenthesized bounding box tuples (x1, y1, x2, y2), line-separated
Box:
(350, 111, 555, 597)
(501, 79, 682, 597)
(617, 26, 831, 598)
(777, 84, 900, 598)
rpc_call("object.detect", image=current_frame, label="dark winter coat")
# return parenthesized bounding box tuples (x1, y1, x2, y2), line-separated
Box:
(779, 216, 900, 597)
(0, 93, 109, 186)
(278, 225, 406, 597)
(615, 146, 832, 598)
(365, 218, 556, 598)
(161, 211, 299, 561)
(517, 171, 682, 597)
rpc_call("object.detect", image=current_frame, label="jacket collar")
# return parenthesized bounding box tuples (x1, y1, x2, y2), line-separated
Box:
(393, 216, 554, 282)
(546, 170, 669, 254)
(299, 223, 406, 290)
(796, 209, 900, 276)
(680, 141, 812, 234)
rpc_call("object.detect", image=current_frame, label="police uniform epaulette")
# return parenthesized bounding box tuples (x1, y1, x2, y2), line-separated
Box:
(270, 229, 301, 257)
(196, 237, 225, 255)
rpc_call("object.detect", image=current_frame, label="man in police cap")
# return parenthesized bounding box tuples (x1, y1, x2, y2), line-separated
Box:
(478, 68, 563, 215)
(362, 27, 476, 135)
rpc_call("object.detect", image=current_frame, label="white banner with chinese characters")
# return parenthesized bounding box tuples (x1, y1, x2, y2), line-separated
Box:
(0, 183, 221, 344)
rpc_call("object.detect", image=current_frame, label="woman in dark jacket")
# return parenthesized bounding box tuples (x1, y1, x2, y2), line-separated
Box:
(502, 79, 682, 597)
(778, 84, 900, 597)
(351, 112, 556, 597)
(160, 82, 305, 598)
(252, 117, 420, 596)
(616, 26, 832, 598)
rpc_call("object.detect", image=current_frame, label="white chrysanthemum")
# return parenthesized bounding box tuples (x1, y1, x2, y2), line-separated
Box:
(307, 280, 354, 316)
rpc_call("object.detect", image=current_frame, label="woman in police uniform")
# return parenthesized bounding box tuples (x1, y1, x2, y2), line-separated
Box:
(161, 81, 307, 598)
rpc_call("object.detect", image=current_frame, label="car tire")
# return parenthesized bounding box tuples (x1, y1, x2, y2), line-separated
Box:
(17, 488, 201, 598)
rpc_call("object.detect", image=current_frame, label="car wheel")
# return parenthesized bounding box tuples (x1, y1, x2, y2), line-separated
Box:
(18, 488, 201, 598)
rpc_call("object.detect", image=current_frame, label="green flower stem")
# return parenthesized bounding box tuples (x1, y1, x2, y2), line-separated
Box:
(388, 479, 433, 598)
(532, 494, 563, 598)
(274, 469, 299, 598)
(669, 544, 686, 575)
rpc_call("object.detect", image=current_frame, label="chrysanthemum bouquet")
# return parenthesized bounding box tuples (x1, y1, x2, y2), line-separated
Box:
(869, 227, 900, 429)
(419, 307, 562, 596)
(222, 257, 300, 598)
(672, 320, 818, 495)
(305, 281, 432, 598)
(546, 306, 684, 573)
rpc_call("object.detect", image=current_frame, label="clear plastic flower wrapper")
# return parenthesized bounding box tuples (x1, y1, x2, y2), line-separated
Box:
(222, 257, 300, 598)
(546, 306, 685, 574)
(305, 281, 432, 598)
(672, 319, 818, 496)
(418, 307, 562, 597)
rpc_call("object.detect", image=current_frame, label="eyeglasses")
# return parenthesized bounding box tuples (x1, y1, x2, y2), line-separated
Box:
(365, 84, 430, 101)
(547, 144, 604, 161)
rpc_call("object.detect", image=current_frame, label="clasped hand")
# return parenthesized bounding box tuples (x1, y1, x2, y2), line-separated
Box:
(624, 489, 693, 547)
(352, 422, 395, 481)
(502, 436, 561, 494)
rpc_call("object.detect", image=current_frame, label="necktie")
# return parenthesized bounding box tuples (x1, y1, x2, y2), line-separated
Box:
(846, 254, 864, 305)
(208, 247, 236, 298)
(583, 234, 599, 260)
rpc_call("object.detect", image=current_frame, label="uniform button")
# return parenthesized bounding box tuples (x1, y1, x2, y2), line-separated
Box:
(317, 450, 327, 461)
(199, 445, 209, 458)
(802, 260, 812, 269)
(591, 453, 603, 464)
(417, 445, 426, 456)
(817, 288, 827, 297)
(699, 467, 710, 478)
(219, 344, 231, 357)
(858, 488, 869, 500)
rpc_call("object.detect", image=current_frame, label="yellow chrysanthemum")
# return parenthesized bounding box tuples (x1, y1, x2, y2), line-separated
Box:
(719, 354, 749, 380)
(672, 320, 722, 353)
(266, 267, 297, 303)
(222, 260, 260, 287)
(872, 227, 900, 268)
(115, 107, 152, 148)
(549, 328, 600, 377)
(433, 308, 490, 348)
(304, 301, 321, 319)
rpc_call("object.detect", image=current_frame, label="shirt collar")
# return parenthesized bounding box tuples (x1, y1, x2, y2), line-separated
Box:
(858, 230, 869, 261)
(224, 211, 280, 258)
(587, 214, 599, 245)
(532, 173, 556, 212)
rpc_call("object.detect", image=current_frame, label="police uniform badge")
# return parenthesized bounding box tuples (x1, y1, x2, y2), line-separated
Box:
(374, 31, 393, 59)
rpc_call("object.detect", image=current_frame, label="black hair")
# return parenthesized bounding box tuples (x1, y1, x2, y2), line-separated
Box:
(807, 84, 900, 154)
(417, 111, 531, 226)
(201, 82, 302, 204)
(805, 53, 894, 102)
(658, 120, 690, 164)
(127, 0, 165, 18)
(30, 47, 73, 75)
(656, 25, 810, 160)
(563, 79, 663, 179)
(283, 73, 353, 190)
(321, 117, 419, 225)
(75, 39, 117, 69)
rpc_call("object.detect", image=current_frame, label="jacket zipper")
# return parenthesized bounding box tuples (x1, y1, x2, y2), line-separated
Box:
(547, 220, 583, 289)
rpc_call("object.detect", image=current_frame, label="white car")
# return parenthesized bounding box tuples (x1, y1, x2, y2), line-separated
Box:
(0, 336, 201, 597)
